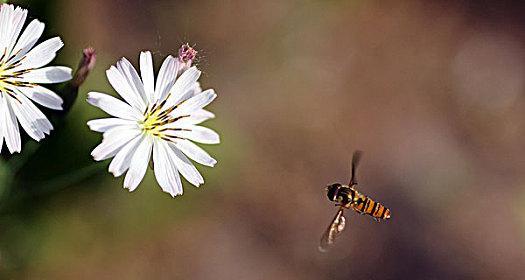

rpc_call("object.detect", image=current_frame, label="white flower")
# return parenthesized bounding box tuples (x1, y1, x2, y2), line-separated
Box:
(87, 51, 219, 197)
(0, 4, 72, 153)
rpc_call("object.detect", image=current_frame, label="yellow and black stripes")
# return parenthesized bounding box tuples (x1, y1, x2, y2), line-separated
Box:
(350, 188, 390, 221)
(326, 183, 391, 221)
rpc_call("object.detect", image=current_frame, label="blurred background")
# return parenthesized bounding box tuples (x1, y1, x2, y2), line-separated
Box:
(1, 0, 525, 279)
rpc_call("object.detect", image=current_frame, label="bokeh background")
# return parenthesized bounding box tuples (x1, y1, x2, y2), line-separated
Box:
(1, 0, 525, 279)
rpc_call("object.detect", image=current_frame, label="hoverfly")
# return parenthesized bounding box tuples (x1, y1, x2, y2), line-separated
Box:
(319, 151, 391, 252)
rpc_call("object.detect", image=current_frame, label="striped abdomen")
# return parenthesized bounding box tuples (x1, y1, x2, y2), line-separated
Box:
(351, 191, 391, 221)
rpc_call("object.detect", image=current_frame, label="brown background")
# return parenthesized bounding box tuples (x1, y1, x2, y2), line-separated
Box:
(1, 0, 525, 279)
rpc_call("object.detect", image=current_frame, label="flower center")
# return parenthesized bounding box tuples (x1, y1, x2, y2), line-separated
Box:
(141, 107, 169, 136)
(0, 68, 8, 92)
(140, 101, 189, 140)
(0, 49, 32, 98)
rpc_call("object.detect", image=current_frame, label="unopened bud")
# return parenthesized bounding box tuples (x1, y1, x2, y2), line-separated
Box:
(72, 47, 96, 87)
(59, 47, 96, 114)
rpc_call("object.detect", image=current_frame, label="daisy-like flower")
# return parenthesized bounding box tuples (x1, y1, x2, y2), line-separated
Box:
(0, 4, 72, 153)
(87, 50, 219, 197)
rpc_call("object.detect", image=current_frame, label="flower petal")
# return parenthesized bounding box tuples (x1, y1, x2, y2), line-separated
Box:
(154, 55, 178, 102)
(9, 90, 53, 132)
(139, 51, 155, 103)
(174, 139, 216, 167)
(189, 82, 202, 97)
(115, 57, 147, 110)
(108, 134, 143, 177)
(87, 118, 137, 133)
(166, 66, 200, 105)
(153, 139, 183, 196)
(20, 66, 72, 84)
(166, 125, 220, 145)
(106, 65, 145, 111)
(168, 109, 215, 127)
(168, 142, 204, 187)
(91, 127, 141, 161)
(12, 37, 63, 71)
(19, 85, 63, 110)
(10, 93, 53, 140)
(0, 123, 4, 154)
(87, 92, 143, 121)
(1, 96, 21, 153)
(188, 126, 220, 144)
(171, 89, 216, 118)
(11, 19, 44, 61)
(187, 109, 215, 125)
(124, 136, 153, 191)
(4, 5, 27, 57)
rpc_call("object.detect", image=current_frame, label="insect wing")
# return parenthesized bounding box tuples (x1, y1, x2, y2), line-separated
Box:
(350, 150, 363, 185)
(319, 208, 347, 252)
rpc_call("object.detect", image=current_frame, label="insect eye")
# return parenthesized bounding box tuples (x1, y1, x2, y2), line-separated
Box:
(326, 184, 339, 201)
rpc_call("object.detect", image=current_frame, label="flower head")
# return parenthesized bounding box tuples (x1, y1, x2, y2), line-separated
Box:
(178, 43, 197, 71)
(178, 43, 196, 62)
(0, 4, 72, 153)
(87, 51, 219, 197)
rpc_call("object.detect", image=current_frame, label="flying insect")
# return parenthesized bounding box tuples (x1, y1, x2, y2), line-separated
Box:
(319, 151, 391, 252)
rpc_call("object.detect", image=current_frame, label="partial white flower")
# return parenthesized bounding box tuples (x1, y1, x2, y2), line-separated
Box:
(87, 51, 219, 197)
(0, 4, 72, 153)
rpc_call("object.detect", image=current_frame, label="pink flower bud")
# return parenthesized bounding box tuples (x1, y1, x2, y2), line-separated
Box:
(73, 47, 96, 87)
